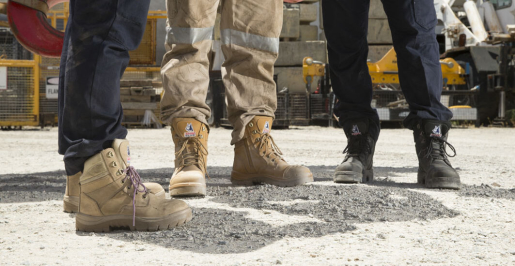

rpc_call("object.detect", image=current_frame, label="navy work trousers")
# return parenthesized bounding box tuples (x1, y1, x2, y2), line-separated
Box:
(58, 0, 150, 175)
(322, 0, 453, 139)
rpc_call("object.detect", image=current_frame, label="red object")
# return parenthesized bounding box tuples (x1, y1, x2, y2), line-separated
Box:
(7, 0, 68, 57)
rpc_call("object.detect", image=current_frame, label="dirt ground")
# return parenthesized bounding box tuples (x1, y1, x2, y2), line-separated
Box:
(1, 126, 514, 265)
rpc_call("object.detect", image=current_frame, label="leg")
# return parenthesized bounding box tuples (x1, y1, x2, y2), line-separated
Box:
(220, 0, 281, 144)
(382, 0, 459, 189)
(322, 0, 380, 140)
(322, 0, 378, 183)
(58, 0, 150, 176)
(160, 0, 219, 126)
(162, 0, 219, 197)
(381, 0, 453, 128)
(222, 0, 312, 187)
(59, 1, 193, 230)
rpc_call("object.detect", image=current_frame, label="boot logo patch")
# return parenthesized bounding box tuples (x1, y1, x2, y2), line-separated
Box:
(351, 125, 361, 136)
(430, 125, 442, 138)
(184, 123, 196, 137)
(262, 121, 270, 134)
(127, 147, 131, 165)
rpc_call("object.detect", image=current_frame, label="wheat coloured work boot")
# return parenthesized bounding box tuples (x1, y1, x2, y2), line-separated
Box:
(63, 172, 81, 213)
(334, 119, 377, 183)
(414, 120, 461, 190)
(75, 139, 192, 232)
(169, 118, 208, 197)
(231, 116, 313, 187)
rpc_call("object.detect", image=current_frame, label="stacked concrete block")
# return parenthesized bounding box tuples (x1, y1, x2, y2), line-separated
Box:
(368, 0, 392, 60)
(119, 80, 162, 128)
(277, 1, 325, 93)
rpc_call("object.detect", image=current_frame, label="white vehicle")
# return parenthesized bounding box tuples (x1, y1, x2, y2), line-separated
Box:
(435, 0, 515, 126)
(436, 0, 514, 50)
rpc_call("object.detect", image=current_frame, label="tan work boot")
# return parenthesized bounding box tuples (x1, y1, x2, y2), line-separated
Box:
(169, 118, 208, 197)
(75, 139, 192, 232)
(231, 116, 313, 187)
(63, 172, 81, 213)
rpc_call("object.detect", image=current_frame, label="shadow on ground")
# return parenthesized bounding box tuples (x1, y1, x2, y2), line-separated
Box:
(1, 166, 513, 254)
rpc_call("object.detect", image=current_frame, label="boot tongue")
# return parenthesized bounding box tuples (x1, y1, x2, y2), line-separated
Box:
(424, 121, 450, 138)
(254, 116, 273, 134)
(112, 139, 130, 168)
(174, 118, 203, 138)
(343, 121, 369, 138)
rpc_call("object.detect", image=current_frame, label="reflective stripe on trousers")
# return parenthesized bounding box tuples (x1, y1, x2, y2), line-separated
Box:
(161, 0, 282, 144)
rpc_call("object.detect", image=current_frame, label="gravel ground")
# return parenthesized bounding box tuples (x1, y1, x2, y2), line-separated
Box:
(1, 126, 514, 265)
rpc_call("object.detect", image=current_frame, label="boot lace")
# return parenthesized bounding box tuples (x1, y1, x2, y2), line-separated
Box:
(342, 135, 372, 162)
(175, 137, 209, 176)
(256, 133, 284, 162)
(122, 166, 148, 226)
(424, 136, 457, 160)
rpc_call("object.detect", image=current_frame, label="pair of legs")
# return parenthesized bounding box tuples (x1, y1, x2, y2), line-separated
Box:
(161, 0, 313, 197)
(58, 0, 191, 232)
(322, 0, 460, 189)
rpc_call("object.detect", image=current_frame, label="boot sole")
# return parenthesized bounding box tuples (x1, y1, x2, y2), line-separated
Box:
(63, 196, 79, 213)
(231, 172, 314, 187)
(75, 208, 192, 232)
(334, 169, 373, 183)
(169, 183, 206, 197)
(418, 172, 461, 190)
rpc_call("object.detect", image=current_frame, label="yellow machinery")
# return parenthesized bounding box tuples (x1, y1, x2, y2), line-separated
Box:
(367, 48, 466, 86)
(303, 47, 467, 90)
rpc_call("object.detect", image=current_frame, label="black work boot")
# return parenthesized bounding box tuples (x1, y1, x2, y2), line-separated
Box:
(334, 119, 377, 183)
(414, 120, 460, 190)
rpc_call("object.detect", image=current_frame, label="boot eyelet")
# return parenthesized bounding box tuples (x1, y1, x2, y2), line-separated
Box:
(110, 161, 117, 167)
(248, 122, 254, 127)
(107, 151, 114, 158)
(253, 130, 258, 134)
(202, 127, 206, 131)
(116, 169, 123, 176)
(199, 134, 204, 139)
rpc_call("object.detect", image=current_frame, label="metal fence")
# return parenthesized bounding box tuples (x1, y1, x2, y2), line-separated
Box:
(0, 60, 39, 126)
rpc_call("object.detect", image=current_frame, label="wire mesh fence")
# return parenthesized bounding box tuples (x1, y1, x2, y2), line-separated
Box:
(0, 29, 33, 60)
(0, 65, 38, 125)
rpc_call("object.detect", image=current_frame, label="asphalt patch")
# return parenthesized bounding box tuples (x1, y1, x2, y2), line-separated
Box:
(459, 184, 515, 201)
(106, 182, 459, 254)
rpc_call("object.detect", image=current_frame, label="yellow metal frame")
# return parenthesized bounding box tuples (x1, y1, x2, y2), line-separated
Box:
(47, 3, 69, 30)
(368, 48, 466, 85)
(0, 56, 40, 127)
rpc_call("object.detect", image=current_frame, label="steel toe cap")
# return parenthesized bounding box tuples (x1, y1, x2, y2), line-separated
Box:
(283, 165, 313, 181)
(335, 157, 364, 173)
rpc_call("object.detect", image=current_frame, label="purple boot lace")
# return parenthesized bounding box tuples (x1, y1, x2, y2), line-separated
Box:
(122, 166, 148, 226)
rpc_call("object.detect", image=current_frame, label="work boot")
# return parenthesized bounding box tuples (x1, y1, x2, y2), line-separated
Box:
(334, 119, 377, 183)
(63, 172, 81, 213)
(414, 120, 460, 190)
(75, 139, 192, 232)
(231, 116, 313, 186)
(169, 118, 208, 197)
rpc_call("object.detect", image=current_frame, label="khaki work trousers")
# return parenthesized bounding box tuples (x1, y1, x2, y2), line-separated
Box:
(161, 0, 282, 144)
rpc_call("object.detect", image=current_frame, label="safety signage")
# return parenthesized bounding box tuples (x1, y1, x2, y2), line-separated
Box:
(46, 77, 59, 99)
(0, 67, 7, 90)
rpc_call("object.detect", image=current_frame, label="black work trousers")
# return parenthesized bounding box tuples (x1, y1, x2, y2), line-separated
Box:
(58, 0, 150, 175)
(322, 0, 453, 140)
